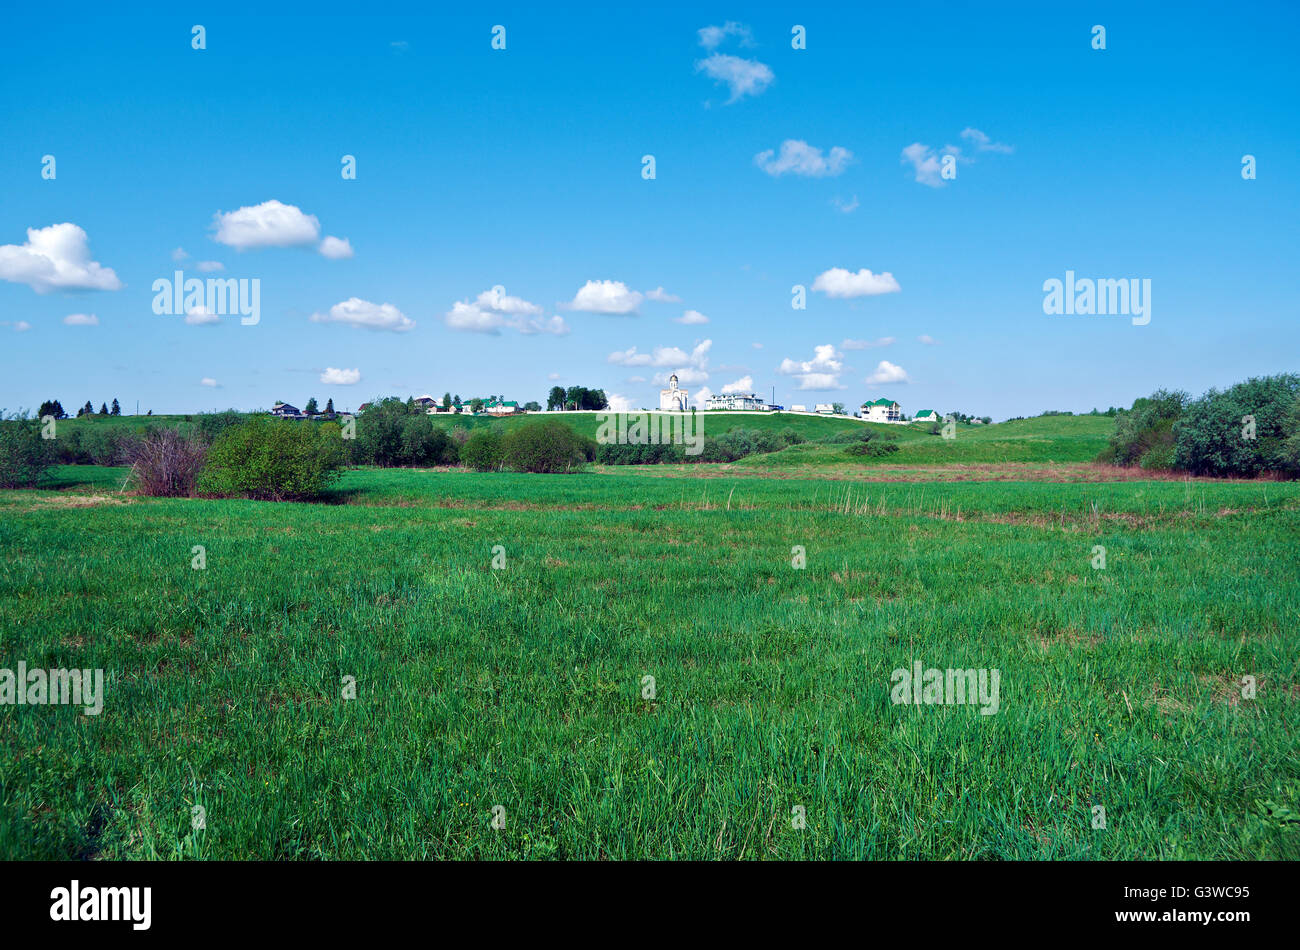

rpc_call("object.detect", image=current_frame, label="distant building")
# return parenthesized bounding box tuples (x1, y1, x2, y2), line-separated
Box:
(913, 409, 939, 424)
(659, 375, 689, 411)
(706, 392, 766, 411)
(790, 404, 808, 413)
(814, 403, 837, 415)
(861, 398, 902, 423)
(413, 395, 438, 410)
(485, 399, 520, 416)
(270, 402, 301, 418)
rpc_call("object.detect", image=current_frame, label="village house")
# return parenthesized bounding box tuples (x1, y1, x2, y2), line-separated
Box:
(861, 398, 903, 424)
(270, 401, 302, 418)
(913, 409, 940, 424)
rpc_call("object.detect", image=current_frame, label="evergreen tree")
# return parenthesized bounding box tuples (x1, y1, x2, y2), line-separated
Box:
(110, 398, 121, 416)
(99, 402, 109, 415)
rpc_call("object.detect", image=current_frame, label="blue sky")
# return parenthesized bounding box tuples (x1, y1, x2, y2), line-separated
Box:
(1, 2, 1296, 418)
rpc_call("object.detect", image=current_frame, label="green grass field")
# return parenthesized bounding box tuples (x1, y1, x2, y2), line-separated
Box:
(2, 417, 1298, 859)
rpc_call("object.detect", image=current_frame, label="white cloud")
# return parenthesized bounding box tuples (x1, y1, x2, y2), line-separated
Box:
(172, 247, 189, 262)
(62, 313, 99, 326)
(196, 260, 224, 272)
(754, 140, 853, 177)
(698, 21, 752, 49)
(831, 194, 860, 214)
(751, 342, 763, 349)
(445, 287, 566, 335)
(866, 360, 910, 385)
(212, 199, 321, 250)
(311, 297, 415, 332)
(608, 339, 712, 369)
(918, 334, 940, 345)
(3, 320, 32, 332)
(960, 127, 1013, 154)
(694, 386, 714, 405)
(564, 279, 643, 314)
(675, 309, 709, 325)
(200, 377, 219, 387)
(645, 286, 681, 303)
(901, 142, 961, 188)
(185, 306, 220, 326)
(0, 223, 122, 293)
(721, 375, 754, 394)
(842, 336, 895, 349)
(812, 267, 901, 298)
(320, 367, 361, 385)
(777, 344, 846, 390)
(547, 372, 562, 381)
(606, 393, 634, 412)
(318, 236, 354, 259)
(695, 54, 773, 103)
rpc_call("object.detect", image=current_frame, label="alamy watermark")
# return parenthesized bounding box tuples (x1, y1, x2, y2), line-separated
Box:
(152, 269, 260, 325)
(1, 662, 104, 715)
(890, 660, 1000, 715)
(1042, 270, 1150, 326)
(595, 411, 704, 456)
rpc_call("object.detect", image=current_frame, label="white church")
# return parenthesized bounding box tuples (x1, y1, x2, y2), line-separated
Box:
(659, 374, 689, 411)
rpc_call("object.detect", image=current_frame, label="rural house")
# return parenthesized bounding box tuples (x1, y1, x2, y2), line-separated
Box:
(862, 398, 903, 424)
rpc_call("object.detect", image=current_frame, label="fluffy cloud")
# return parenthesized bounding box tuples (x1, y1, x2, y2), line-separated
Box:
(695, 54, 773, 103)
(777, 344, 846, 390)
(320, 367, 361, 385)
(445, 287, 567, 335)
(694, 386, 714, 405)
(212, 200, 320, 250)
(812, 267, 901, 298)
(311, 297, 415, 332)
(185, 306, 220, 325)
(754, 140, 853, 177)
(172, 247, 189, 262)
(866, 360, 910, 385)
(698, 21, 752, 49)
(675, 309, 709, 325)
(654, 367, 708, 386)
(62, 313, 99, 326)
(842, 336, 895, 349)
(645, 286, 682, 303)
(918, 334, 940, 345)
(606, 393, 634, 412)
(831, 194, 860, 214)
(608, 339, 712, 369)
(318, 236, 354, 259)
(0, 223, 122, 293)
(901, 143, 961, 187)
(960, 127, 1013, 154)
(564, 279, 643, 314)
(200, 377, 219, 387)
(721, 375, 754, 394)
(3, 321, 32, 332)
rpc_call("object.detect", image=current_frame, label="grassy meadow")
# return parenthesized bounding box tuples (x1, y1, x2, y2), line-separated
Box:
(1, 414, 1298, 859)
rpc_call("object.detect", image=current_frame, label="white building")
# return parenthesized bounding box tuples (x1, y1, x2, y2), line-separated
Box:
(861, 398, 903, 423)
(659, 374, 689, 411)
(814, 403, 837, 415)
(706, 392, 766, 411)
(790, 404, 808, 413)
(913, 409, 939, 424)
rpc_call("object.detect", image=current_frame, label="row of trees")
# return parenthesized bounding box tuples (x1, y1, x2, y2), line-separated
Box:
(546, 386, 608, 411)
(1100, 374, 1300, 477)
(37, 399, 122, 419)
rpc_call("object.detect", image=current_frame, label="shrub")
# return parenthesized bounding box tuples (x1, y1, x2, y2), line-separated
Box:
(845, 440, 900, 459)
(1174, 374, 1300, 478)
(0, 414, 57, 487)
(127, 428, 208, 497)
(460, 430, 505, 471)
(1097, 389, 1188, 467)
(199, 417, 345, 500)
(352, 397, 411, 466)
(194, 410, 249, 445)
(501, 419, 595, 473)
(399, 416, 459, 466)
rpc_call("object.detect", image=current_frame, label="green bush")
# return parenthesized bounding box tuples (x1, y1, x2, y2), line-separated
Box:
(0, 414, 57, 488)
(198, 417, 345, 500)
(501, 419, 595, 473)
(1097, 389, 1188, 467)
(460, 429, 505, 471)
(845, 440, 900, 459)
(1174, 374, 1300, 478)
(352, 397, 410, 467)
(194, 410, 250, 445)
(399, 416, 459, 466)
